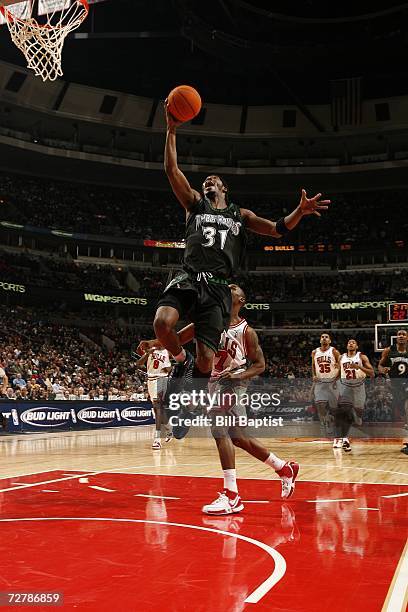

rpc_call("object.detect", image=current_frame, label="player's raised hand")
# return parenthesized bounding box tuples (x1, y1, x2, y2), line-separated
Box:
(299, 189, 331, 217)
(164, 99, 183, 130)
(136, 339, 159, 355)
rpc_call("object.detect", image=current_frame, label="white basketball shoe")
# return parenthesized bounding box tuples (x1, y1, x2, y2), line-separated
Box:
(202, 489, 244, 515)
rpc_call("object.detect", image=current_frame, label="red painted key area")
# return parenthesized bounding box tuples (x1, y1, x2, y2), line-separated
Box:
(0, 471, 406, 611)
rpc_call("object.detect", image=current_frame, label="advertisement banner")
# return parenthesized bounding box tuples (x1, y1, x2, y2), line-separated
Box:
(144, 239, 185, 249)
(0, 280, 151, 309)
(259, 402, 309, 420)
(330, 300, 395, 310)
(0, 279, 398, 313)
(0, 401, 154, 433)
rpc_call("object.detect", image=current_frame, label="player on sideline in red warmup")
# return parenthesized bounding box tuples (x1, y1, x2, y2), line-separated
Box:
(152, 101, 331, 435)
(138, 284, 299, 514)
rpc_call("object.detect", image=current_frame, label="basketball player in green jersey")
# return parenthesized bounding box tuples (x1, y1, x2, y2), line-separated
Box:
(154, 102, 331, 426)
(379, 329, 408, 454)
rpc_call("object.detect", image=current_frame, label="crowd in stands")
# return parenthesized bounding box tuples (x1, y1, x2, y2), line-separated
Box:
(0, 249, 127, 294)
(1, 247, 408, 305)
(249, 331, 394, 421)
(364, 378, 394, 422)
(0, 172, 184, 240)
(0, 306, 146, 401)
(130, 267, 408, 304)
(261, 331, 375, 379)
(239, 270, 408, 303)
(0, 306, 399, 422)
(1, 171, 408, 250)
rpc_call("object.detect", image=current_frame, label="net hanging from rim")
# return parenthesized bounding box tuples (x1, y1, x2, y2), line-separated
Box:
(0, 0, 89, 82)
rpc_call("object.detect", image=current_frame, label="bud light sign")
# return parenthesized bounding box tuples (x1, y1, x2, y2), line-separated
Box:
(20, 406, 73, 428)
(120, 406, 153, 424)
(76, 406, 119, 426)
(2, 401, 154, 433)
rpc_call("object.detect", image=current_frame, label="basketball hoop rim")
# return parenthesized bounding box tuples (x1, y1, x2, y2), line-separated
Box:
(0, 0, 89, 27)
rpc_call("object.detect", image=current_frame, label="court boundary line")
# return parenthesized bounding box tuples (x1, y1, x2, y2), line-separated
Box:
(62, 469, 408, 489)
(298, 464, 408, 477)
(76, 468, 408, 487)
(74, 461, 408, 478)
(0, 517, 286, 605)
(0, 469, 62, 482)
(0, 469, 101, 493)
(1, 464, 408, 495)
(381, 539, 408, 612)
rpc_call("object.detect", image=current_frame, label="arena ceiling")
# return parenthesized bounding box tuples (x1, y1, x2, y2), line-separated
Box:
(0, 0, 407, 105)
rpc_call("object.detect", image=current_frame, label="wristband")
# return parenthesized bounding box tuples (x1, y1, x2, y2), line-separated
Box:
(276, 217, 290, 235)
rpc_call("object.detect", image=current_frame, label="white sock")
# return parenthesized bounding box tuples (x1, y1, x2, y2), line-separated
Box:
(154, 429, 160, 439)
(223, 469, 238, 493)
(174, 349, 186, 362)
(264, 452, 285, 472)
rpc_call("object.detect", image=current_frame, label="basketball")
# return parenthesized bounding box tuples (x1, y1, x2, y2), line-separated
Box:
(167, 85, 202, 123)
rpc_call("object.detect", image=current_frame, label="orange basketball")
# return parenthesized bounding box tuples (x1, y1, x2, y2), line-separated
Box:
(167, 85, 202, 123)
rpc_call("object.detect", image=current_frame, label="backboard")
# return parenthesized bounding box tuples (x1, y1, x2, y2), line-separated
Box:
(374, 322, 408, 352)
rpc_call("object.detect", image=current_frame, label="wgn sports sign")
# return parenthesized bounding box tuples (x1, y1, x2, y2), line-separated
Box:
(2, 401, 154, 433)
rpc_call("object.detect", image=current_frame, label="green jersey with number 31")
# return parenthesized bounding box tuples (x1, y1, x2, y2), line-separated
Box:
(183, 198, 247, 279)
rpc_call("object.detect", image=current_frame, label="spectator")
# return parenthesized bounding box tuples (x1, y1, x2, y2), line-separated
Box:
(12, 373, 26, 389)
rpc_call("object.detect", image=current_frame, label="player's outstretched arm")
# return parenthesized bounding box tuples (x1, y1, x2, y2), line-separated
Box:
(136, 339, 163, 354)
(164, 101, 201, 212)
(378, 347, 391, 374)
(241, 189, 331, 237)
(135, 353, 149, 367)
(136, 323, 195, 355)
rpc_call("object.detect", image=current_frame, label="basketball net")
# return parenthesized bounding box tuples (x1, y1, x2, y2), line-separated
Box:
(0, 0, 89, 82)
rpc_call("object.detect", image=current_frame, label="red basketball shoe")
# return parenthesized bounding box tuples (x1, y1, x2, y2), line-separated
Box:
(276, 461, 299, 499)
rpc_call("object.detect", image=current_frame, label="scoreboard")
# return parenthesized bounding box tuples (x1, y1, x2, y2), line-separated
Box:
(388, 303, 408, 322)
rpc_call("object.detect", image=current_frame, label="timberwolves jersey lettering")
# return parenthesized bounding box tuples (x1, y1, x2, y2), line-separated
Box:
(388, 348, 408, 378)
(184, 198, 247, 279)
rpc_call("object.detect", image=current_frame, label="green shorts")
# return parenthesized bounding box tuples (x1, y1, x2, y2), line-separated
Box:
(157, 269, 232, 354)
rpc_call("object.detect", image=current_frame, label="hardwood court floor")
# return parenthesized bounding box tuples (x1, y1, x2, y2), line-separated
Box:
(0, 425, 407, 611)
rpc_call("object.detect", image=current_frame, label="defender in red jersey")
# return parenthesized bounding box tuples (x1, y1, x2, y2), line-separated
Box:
(139, 284, 299, 514)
